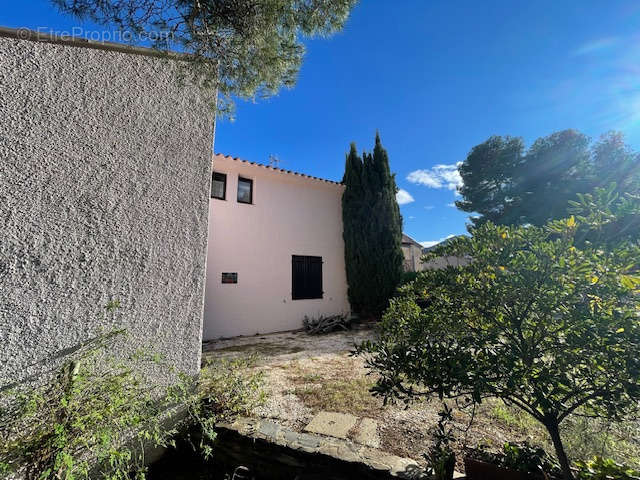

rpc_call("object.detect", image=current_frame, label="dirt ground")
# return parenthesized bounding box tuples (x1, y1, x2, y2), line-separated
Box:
(202, 327, 549, 471)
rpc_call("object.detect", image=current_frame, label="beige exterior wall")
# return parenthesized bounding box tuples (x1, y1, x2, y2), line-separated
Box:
(203, 155, 350, 339)
(402, 243, 424, 272)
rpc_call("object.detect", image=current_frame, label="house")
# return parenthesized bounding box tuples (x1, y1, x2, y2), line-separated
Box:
(401, 234, 471, 273)
(401, 233, 424, 272)
(203, 154, 350, 339)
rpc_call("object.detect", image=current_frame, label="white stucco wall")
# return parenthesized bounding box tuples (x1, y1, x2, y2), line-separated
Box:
(0, 29, 214, 388)
(203, 155, 350, 339)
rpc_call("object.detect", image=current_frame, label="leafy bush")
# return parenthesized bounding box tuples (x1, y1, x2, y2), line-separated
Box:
(0, 330, 179, 480)
(400, 271, 419, 287)
(575, 457, 640, 480)
(356, 208, 640, 480)
(502, 442, 560, 475)
(0, 331, 265, 479)
(560, 416, 640, 468)
(484, 400, 640, 469)
(177, 355, 265, 459)
(467, 442, 560, 477)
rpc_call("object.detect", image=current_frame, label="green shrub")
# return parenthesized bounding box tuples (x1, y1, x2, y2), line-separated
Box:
(400, 271, 419, 287)
(357, 211, 640, 480)
(176, 355, 265, 459)
(0, 330, 178, 480)
(424, 404, 456, 480)
(560, 416, 640, 468)
(575, 457, 640, 480)
(467, 442, 560, 477)
(502, 442, 559, 475)
(0, 333, 265, 479)
(484, 401, 640, 469)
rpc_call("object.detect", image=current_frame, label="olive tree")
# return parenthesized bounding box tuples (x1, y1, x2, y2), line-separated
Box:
(356, 210, 640, 479)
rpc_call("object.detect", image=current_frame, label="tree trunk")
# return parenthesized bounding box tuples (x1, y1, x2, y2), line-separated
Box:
(545, 420, 573, 480)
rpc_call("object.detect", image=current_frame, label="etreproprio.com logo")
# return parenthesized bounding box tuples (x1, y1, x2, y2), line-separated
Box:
(16, 26, 173, 43)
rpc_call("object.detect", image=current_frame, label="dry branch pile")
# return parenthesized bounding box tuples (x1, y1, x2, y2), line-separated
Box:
(302, 314, 350, 335)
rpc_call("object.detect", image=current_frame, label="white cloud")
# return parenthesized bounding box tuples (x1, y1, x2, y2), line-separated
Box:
(447, 202, 456, 208)
(396, 189, 414, 205)
(419, 234, 455, 249)
(407, 163, 462, 191)
(572, 37, 619, 56)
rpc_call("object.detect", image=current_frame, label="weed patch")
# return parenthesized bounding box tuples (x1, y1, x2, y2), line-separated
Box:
(292, 378, 381, 417)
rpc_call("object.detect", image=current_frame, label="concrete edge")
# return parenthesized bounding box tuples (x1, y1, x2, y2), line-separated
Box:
(218, 417, 466, 479)
(0, 25, 186, 60)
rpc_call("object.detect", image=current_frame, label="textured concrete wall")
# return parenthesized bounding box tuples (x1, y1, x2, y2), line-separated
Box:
(0, 34, 215, 387)
(203, 155, 350, 339)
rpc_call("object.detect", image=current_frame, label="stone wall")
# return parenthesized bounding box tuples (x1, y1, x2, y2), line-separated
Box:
(150, 417, 432, 479)
(0, 29, 215, 388)
(422, 256, 471, 270)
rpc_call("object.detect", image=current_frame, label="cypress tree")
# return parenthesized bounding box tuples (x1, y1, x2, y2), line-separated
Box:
(342, 144, 367, 315)
(342, 133, 404, 319)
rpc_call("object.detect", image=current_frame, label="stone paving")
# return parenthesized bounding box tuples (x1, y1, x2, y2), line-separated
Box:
(219, 414, 465, 478)
(354, 417, 381, 448)
(303, 411, 381, 448)
(218, 416, 433, 479)
(304, 411, 359, 439)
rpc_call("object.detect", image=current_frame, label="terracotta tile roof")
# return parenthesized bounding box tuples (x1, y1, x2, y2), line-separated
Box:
(213, 153, 343, 186)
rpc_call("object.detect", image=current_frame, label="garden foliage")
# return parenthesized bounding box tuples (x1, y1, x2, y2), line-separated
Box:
(357, 195, 640, 479)
(0, 329, 264, 480)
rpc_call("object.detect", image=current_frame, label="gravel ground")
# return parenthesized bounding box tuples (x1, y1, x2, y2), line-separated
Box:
(202, 327, 544, 471)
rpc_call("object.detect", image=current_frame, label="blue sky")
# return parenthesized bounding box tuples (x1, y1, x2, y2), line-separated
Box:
(5, 1, 640, 246)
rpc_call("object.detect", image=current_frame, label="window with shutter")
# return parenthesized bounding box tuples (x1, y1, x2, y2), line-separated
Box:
(292, 255, 323, 300)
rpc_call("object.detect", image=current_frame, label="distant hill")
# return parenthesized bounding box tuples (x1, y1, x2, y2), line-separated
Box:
(422, 235, 467, 254)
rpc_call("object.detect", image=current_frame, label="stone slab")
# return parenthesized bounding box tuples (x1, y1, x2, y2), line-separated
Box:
(304, 411, 358, 439)
(354, 417, 380, 448)
(258, 420, 281, 439)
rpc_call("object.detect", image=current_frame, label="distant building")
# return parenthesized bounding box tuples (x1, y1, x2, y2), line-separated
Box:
(401, 233, 424, 272)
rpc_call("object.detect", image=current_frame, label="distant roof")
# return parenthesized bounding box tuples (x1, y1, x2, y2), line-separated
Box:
(422, 235, 467, 253)
(402, 233, 422, 248)
(213, 153, 343, 186)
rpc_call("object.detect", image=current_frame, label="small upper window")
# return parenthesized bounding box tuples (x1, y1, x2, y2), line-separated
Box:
(211, 172, 226, 200)
(237, 177, 253, 204)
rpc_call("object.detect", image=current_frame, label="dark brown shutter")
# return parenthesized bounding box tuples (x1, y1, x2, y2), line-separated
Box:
(292, 255, 323, 300)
